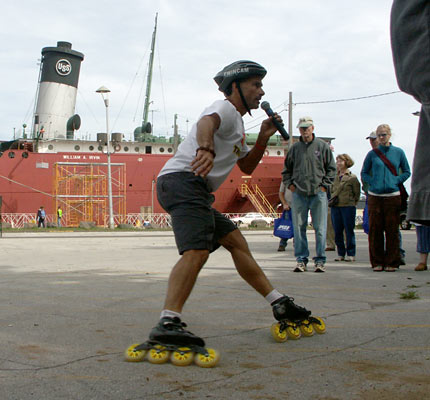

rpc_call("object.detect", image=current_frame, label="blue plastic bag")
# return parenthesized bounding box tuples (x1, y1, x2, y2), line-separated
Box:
(273, 210, 294, 239)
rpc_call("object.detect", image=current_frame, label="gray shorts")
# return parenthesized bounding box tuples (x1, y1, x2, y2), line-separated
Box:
(157, 172, 237, 255)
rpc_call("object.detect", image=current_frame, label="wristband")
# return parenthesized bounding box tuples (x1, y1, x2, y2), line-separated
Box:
(254, 142, 267, 151)
(196, 146, 216, 158)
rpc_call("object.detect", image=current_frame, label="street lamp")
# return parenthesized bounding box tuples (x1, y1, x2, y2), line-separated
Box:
(96, 86, 114, 229)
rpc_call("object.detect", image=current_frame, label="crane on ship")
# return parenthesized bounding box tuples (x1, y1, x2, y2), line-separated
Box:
(134, 13, 158, 142)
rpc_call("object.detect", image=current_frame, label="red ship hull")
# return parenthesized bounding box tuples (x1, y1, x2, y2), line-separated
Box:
(0, 149, 283, 216)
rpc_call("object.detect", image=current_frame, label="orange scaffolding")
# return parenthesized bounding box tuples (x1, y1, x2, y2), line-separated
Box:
(53, 162, 126, 227)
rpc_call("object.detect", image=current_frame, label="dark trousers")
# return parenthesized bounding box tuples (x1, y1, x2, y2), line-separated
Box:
(331, 206, 356, 257)
(368, 195, 401, 268)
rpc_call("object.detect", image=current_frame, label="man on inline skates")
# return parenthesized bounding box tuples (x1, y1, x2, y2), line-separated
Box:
(128, 61, 314, 366)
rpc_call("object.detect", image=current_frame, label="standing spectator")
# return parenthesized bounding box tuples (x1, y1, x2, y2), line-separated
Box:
(277, 181, 292, 251)
(37, 206, 46, 228)
(415, 224, 430, 271)
(283, 116, 336, 272)
(361, 124, 411, 271)
(57, 206, 63, 227)
(391, 0, 430, 226)
(330, 154, 361, 262)
(362, 131, 406, 264)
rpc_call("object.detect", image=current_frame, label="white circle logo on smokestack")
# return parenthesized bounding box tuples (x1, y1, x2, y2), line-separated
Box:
(56, 59, 72, 76)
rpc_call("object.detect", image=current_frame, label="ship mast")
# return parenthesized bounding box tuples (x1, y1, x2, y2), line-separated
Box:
(141, 13, 158, 138)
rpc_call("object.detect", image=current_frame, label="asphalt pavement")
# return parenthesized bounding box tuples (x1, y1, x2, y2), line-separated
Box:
(0, 229, 429, 399)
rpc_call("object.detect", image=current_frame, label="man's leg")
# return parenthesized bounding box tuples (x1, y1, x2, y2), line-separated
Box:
(163, 249, 209, 313)
(310, 191, 328, 264)
(219, 229, 273, 296)
(291, 192, 310, 264)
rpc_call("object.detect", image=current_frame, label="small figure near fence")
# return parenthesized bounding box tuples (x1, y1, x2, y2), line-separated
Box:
(37, 206, 46, 228)
(57, 206, 63, 227)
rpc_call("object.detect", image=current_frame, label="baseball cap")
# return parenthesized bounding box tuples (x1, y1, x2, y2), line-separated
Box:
(366, 131, 377, 139)
(296, 116, 314, 128)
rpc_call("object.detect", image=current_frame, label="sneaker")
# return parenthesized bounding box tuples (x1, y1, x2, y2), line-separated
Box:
(277, 245, 286, 252)
(334, 256, 345, 262)
(373, 266, 383, 272)
(325, 247, 335, 251)
(415, 263, 428, 271)
(294, 262, 307, 272)
(345, 256, 355, 262)
(314, 262, 325, 273)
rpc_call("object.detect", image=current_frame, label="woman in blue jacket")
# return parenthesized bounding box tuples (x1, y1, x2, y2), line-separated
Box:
(361, 124, 410, 271)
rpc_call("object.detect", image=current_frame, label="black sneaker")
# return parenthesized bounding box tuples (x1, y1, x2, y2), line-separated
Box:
(149, 317, 205, 347)
(271, 296, 311, 322)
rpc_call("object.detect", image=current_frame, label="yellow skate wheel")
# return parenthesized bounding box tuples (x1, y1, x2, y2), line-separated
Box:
(312, 317, 326, 334)
(147, 345, 170, 364)
(170, 347, 194, 366)
(300, 321, 315, 337)
(124, 343, 147, 362)
(286, 325, 301, 340)
(194, 348, 220, 368)
(270, 322, 288, 343)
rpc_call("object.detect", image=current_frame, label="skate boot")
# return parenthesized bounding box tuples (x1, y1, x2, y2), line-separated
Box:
(125, 317, 220, 367)
(270, 296, 326, 342)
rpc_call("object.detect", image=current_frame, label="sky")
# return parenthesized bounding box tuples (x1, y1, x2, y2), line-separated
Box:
(0, 0, 420, 189)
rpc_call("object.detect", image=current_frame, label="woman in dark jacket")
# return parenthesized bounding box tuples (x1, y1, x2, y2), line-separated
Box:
(331, 154, 361, 262)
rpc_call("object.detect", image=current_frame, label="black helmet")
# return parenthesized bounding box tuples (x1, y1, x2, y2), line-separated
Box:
(214, 60, 267, 93)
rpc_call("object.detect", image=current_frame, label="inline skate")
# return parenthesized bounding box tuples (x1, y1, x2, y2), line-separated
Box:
(270, 296, 326, 342)
(125, 317, 220, 368)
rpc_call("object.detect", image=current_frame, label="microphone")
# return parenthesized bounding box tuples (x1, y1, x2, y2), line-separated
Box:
(261, 101, 289, 140)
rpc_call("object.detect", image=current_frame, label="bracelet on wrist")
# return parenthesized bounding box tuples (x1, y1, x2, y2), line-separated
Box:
(196, 146, 216, 158)
(254, 142, 267, 151)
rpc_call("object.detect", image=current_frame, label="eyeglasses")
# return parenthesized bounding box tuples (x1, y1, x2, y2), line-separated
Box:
(377, 133, 388, 137)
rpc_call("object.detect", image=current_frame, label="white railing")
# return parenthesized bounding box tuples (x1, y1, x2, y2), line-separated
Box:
(0, 212, 364, 228)
(1, 213, 54, 228)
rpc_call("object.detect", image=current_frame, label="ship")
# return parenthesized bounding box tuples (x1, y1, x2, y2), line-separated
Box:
(0, 19, 332, 227)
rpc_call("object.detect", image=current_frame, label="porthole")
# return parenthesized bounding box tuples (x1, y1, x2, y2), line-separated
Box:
(74, 145, 80, 151)
(277, 151, 281, 155)
(89, 145, 94, 151)
(8, 152, 15, 158)
(160, 147, 165, 153)
(134, 147, 140, 152)
(48, 144, 54, 150)
(98, 145, 103, 151)
(124, 146, 129, 152)
(167, 148, 173, 153)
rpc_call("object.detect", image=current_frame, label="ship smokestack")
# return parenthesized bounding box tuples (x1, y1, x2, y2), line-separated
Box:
(33, 41, 84, 140)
